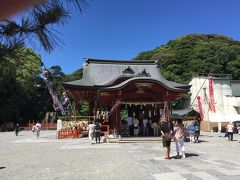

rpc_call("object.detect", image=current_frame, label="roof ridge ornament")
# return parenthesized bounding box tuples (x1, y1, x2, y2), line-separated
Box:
(137, 69, 151, 77)
(122, 66, 135, 74)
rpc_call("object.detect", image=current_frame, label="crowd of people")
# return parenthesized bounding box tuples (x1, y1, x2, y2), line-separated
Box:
(123, 114, 201, 160)
(124, 114, 200, 139)
(126, 115, 161, 137)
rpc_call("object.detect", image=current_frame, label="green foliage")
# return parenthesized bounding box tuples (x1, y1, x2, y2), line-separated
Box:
(63, 68, 83, 82)
(47, 65, 65, 96)
(134, 34, 240, 83)
(78, 101, 89, 116)
(0, 47, 53, 124)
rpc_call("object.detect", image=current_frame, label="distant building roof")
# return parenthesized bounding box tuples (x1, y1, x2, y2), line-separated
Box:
(171, 108, 200, 120)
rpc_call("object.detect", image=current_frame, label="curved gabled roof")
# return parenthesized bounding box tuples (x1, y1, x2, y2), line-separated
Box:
(99, 77, 190, 92)
(62, 58, 191, 91)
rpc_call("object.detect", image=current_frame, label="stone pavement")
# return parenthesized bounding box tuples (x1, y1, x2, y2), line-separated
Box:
(0, 130, 240, 180)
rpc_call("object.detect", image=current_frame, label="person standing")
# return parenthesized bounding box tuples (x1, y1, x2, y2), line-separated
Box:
(35, 121, 41, 138)
(186, 121, 196, 143)
(94, 120, 101, 143)
(194, 121, 200, 143)
(133, 116, 140, 137)
(152, 116, 159, 136)
(174, 123, 186, 158)
(226, 122, 234, 141)
(142, 116, 149, 136)
(160, 119, 173, 159)
(32, 124, 36, 135)
(127, 115, 133, 137)
(88, 121, 95, 144)
(14, 123, 20, 136)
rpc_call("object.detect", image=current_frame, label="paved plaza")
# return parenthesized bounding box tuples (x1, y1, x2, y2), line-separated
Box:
(0, 130, 240, 180)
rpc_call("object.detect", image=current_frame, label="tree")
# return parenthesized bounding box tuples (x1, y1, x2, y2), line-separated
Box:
(0, 0, 89, 52)
(0, 1, 90, 125)
(63, 69, 83, 82)
(0, 47, 53, 125)
(134, 34, 240, 83)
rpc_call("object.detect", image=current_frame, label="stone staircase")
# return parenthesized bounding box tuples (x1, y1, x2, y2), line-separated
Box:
(106, 127, 162, 143)
(118, 127, 130, 137)
(118, 136, 162, 143)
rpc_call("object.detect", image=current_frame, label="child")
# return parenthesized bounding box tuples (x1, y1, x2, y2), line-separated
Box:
(174, 123, 186, 158)
(32, 125, 36, 135)
(35, 122, 41, 138)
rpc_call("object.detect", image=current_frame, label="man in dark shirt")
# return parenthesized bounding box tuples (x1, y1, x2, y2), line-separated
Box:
(160, 120, 172, 159)
(94, 120, 101, 143)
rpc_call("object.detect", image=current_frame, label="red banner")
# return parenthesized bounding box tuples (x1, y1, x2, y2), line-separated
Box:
(208, 76, 216, 112)
(197, 96, 204, 121)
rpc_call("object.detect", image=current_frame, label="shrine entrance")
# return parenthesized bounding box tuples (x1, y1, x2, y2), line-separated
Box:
(62, 59, 191, 133)
(118, 103, 162, 136)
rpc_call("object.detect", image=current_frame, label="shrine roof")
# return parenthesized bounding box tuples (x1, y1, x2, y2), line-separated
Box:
(62, 58, 190, 91)
(98, 77, 190, 92)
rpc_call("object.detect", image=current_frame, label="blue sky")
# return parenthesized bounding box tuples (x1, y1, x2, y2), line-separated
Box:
(34, 0, 240, 74)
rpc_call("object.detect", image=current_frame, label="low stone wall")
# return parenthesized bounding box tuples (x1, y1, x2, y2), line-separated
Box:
(200, 121, 228, 132)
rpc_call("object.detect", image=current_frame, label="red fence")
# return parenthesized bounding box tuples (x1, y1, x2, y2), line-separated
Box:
(58, 129, 81, 139)
(57, 125, 110, 139)
(101, 125, 110, 135)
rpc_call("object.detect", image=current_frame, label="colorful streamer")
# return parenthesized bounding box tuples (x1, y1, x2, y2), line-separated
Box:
(208, 76, 216, 112)
(197, 96, 204, 121)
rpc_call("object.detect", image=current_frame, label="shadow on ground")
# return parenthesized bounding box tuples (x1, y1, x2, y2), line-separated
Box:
(184, 139, 208, 143)
(186, 153, 199, 157)
(200, 135, 213, 137)
(171, 153, 199, 159)
(197, 140, 208, 143)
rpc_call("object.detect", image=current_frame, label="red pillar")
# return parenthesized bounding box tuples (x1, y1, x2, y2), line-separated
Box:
(115, 105, 121, 130)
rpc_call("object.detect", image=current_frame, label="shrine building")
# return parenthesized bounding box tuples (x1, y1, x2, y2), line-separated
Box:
(62, 58, 191, 131)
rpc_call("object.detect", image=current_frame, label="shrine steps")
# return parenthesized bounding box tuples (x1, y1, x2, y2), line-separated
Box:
(118, 136, 162, 143)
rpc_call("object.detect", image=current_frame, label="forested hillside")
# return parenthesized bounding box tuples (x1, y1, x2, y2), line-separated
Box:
(134, 34, 240, 83)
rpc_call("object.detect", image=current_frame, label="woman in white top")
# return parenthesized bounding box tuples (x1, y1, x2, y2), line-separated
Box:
(226, 122, 235, 141)
(133, 117, 139, 137)
(174, 123, 187, 158)
(88, 122, 95, 144)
